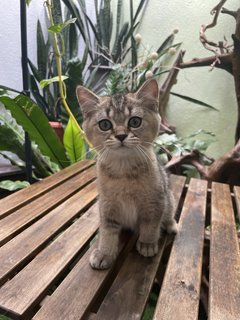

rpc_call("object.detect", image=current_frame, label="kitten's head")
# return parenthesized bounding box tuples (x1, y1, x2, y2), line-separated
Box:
(76, 79, 160, 160)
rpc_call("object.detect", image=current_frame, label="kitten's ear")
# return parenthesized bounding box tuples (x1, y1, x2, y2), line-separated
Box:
(76, 86, 100, 118)
(136, 79, 159, 101)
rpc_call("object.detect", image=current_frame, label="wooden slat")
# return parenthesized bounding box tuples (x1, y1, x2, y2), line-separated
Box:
(0, 183, 98, 286)
(0, 166, 96, 246)
(0, 185, 98, 319)
(209, 182, 240, 320)
(153, 178, 208, 320)
(31, 234, 136, 320)
(234, 185, 240, 221)
(170, 174, 186, 209)
(95, 240, 167, 320)
(0, 160, 94, 219)
(92, 175, 186, 320)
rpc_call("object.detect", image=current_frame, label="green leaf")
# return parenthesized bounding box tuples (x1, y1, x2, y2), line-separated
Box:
(0, 180, 30, 191)
(0, 104, 56, 177)
(25, 0, 31, 6)
(48, 18, 77, 34)
(170, 92, 219, 111)
(63, 117, 86, 163)
(0, 85, 20, 97)
(61, 0, 87, 42)
(0, 111, 26, 161)
(37, 20, 48, 80)
(132, 0, 147, 25)
(157, 34, 174, 54)
(0, 94, 70, 169)
(52, 0, 63, 25)
(40, 75, 69, 89)
(28, 59, 42, 82)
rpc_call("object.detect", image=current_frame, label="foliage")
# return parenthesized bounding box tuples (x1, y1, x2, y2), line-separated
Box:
(101, 31, 182, 95)
(62, 0, 148, 65)
(154, 129, 215, 177)
(28, 0, 89, 124)
(0, 180, 30, 191)
(0, 91, 69, 169)
(0, 90, 71, 187)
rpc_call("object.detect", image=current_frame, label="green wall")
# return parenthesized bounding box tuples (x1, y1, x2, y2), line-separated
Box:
(124, 0, 238, 158)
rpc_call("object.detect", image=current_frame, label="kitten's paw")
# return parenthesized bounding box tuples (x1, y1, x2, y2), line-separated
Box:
(166, 220, 178, 234)
(136, 240, 158, 257)
(89, 249, 114, 270)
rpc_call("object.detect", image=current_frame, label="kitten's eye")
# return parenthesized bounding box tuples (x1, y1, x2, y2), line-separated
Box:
(128, 117, 142, 128)
(98, 119, 112, 131)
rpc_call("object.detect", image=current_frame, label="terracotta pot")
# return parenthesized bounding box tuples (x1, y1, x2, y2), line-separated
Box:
(49, 121, 64, 143)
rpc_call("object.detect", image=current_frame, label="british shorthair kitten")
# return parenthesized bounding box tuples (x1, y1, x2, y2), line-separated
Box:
(76, 79, 177, 269)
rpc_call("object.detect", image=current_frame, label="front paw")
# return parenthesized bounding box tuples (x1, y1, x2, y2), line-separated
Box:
(166, 220, 178, 235)
(136, 240, 158, 257)
(89, 249, 115, 270)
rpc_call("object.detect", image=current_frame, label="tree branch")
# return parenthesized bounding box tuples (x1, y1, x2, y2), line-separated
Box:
(179, 53, 232, 73)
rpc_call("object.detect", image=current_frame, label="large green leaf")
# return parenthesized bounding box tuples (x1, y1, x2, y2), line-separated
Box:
(0, 94, 70, 168)
(0, 103, 60, 177)
(63, 117, 86, 163)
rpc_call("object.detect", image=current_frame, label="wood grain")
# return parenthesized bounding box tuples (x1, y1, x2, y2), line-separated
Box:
(209, 182, 240, 320)
(0, 166, 96, 246)
(32, 234, 136, 320)
(0, 160, 94, 219)
(234, 185, 240, 222)
(0, 183, 98, 286)
(0, 185, 99, 318)
(153, 178, 208, 320)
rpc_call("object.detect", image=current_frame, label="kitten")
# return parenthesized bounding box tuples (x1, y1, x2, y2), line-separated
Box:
(76, 79, 177, 270)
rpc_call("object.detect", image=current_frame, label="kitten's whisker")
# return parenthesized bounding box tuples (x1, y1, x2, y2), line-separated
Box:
(136, 145, 151, 172)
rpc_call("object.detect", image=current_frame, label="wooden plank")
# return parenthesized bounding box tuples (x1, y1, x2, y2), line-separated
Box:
(0, 183, 98, 286)
(92, 175, 186, 320)
(170, 174, 186, 209)
(95, 240, 167, 320)
(209, 182, 240, 320)
(0, 186, 99, 319)
(0, 160, 94, 219)
(0, 166, 96, 246)
(32, 234, 136, 320)
(234, 185, 240, 222)
(153, 178, 208, 320)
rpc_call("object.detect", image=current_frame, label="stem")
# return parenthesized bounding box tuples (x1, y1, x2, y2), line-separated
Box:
(45, 0, 93, 150)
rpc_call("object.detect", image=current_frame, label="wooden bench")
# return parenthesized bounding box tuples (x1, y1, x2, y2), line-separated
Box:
(0, 160, 239, 320)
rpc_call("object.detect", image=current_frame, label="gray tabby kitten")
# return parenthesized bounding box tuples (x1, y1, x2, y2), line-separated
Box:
(76, 79, 177, 270)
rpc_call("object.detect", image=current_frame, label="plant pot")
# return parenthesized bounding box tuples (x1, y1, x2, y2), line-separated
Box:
(49, 121, 64, 143)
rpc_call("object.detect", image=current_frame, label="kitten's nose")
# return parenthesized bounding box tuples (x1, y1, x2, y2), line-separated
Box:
(116, 134, 128, 142)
